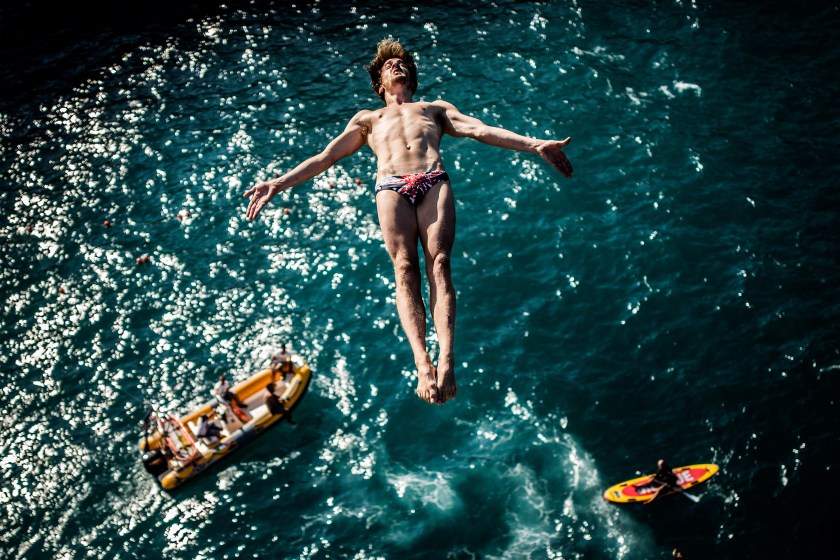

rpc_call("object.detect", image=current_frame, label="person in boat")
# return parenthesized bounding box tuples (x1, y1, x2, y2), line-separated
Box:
(244, 38, 573, 406)
(264, 383, 296, 425)
(647, 459, 680, 503)
(270, 344, 292, 379)
(213, 374, 245, 408)
(196, 414, 223, 442)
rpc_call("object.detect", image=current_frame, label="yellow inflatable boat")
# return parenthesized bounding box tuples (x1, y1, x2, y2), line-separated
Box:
(139, 353, 311, 490)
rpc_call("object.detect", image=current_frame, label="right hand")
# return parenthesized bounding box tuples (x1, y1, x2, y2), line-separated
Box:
(244, 180, 280, 221)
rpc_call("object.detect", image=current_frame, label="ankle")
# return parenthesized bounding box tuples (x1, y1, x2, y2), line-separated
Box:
(437, 353, 454, 369)
(414, 353, 433, 368)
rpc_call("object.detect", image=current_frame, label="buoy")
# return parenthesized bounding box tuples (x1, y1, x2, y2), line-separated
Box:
(137, 254, 149, 264)
(26, 225, 33, 233)
(329, 182, 335, 189)
(355, 178, 362, 185)
(104, 220, 111, 228)
(284, 208, 290, 215)
(177, 213, 183, 220)
(58, 287, 65, 294)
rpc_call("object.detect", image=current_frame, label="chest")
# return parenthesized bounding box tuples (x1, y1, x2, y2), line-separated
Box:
(370, 105, 442, 140)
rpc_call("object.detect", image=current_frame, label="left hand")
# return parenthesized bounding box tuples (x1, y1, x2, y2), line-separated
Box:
(537, 137, 573, 178)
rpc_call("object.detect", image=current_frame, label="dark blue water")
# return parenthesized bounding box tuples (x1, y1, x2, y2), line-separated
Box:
(2, 1, 838, 558)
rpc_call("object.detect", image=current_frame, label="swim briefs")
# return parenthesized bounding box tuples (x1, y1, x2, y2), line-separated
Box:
(374, 170, 449, 206)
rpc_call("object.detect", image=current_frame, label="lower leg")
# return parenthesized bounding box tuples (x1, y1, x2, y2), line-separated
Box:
(394, 261, 438, 404)
(428, 254, 457, 401)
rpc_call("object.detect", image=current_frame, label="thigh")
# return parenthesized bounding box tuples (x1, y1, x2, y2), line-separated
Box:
(417, 181, 456, 260)
(376, 190, 420, 263)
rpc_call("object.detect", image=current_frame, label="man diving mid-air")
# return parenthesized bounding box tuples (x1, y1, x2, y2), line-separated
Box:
(245, 39, 573, 405)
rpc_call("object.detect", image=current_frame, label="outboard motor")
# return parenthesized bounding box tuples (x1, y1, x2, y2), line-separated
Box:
(142, 449, 169, 476)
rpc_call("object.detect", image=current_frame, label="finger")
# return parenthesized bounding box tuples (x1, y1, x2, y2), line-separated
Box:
(559, 137, 571, 146)
(244, 187, 256, 198)
(557, 155, 572, 177)
(548, 154, 570, 177)
(559, 160, 571, 177)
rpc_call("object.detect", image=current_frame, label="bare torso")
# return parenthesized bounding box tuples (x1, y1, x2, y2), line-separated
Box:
(358, 101, 448, 179)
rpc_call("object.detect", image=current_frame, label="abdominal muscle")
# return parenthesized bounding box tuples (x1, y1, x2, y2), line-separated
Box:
(366, 103, 446, 178)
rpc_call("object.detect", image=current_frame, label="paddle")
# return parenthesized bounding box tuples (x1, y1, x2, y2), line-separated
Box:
(676, 487, 701, 503)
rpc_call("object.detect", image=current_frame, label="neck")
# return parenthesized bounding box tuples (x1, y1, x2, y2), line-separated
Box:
(383, 83, 413, 106)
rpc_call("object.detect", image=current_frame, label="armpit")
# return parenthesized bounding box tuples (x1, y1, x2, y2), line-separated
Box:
(351, 110, 372, 136)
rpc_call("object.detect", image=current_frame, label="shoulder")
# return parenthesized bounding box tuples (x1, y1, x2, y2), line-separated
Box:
(429, 100, 464, 125)
(348, 109, 378, 134)
(350, 109, 374, 120)
(350, 109, 381, 126)
(430, 100, 457, 112)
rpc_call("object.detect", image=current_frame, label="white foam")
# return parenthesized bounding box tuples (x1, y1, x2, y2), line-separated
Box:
(388, 469, 459, 512)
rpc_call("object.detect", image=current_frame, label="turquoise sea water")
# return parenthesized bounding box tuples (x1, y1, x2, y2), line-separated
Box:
(2, 1, 838, 558)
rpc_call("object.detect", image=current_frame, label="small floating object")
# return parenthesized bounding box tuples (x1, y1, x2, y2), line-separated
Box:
(355, 178, 362, 185)
(26, 225, 33, 233)
(329, 182, 335, 188)
(104, 220, 111, 228)
(136, 254, 149, 264)
(284, 208, 290, 215)
(58, 287, 65, 294)
(139, 353, 312, 491)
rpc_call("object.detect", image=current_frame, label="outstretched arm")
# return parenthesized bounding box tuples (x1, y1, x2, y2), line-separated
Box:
(438, 101, 573, 178)
(244, 111, 369, 221)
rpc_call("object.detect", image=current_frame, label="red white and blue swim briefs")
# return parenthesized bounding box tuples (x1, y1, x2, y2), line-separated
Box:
(374, 170, 449, 206)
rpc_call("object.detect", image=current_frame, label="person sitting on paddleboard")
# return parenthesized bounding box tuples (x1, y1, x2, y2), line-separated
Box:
(647, 459, 680, 503)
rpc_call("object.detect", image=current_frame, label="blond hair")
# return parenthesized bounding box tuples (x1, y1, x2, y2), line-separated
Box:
(365, 38, 418, 101)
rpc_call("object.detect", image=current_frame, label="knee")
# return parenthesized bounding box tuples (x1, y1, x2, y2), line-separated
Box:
(393, 255, 420, 284)
(431, 252, 452, 280)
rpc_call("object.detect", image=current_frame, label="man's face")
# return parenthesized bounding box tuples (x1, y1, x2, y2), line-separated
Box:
(381, 58, 409, 87)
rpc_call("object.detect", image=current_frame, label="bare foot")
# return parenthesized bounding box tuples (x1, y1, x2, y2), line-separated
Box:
(415, 358, 439, 405)
(436, 362, 457, 403)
